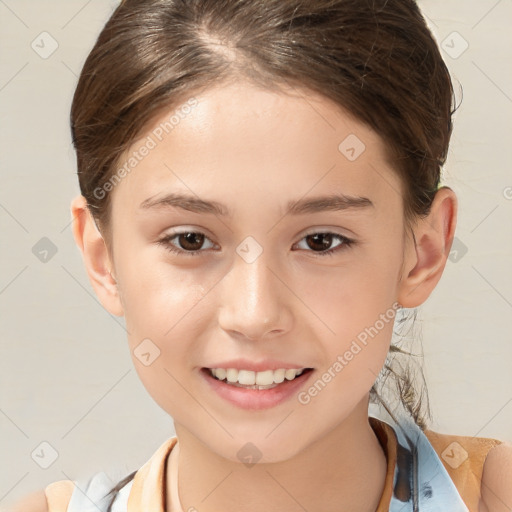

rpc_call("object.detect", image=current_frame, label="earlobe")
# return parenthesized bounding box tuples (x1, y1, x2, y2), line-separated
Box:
(70, 195, 124, 317)
(397, 187, 458, 308)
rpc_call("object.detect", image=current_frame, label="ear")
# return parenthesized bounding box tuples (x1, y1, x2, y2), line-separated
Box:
(70, 195, 124, 317)
(397, 186, 458, 308)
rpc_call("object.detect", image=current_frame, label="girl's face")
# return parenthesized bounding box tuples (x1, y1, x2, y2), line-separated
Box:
(105, 80, 415, 462)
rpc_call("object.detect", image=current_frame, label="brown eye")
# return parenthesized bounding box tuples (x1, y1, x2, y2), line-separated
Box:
(177, 232, 205, 251)
(305, 233, 335, 251)
(294, 232, 355, 257)
(157, 230, 216, 257)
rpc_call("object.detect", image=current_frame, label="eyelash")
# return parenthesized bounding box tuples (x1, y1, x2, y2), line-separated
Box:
(156, 230, 356, 258)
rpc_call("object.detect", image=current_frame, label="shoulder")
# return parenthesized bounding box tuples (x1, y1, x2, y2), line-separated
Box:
(423, 428, 508, 511)
(3, 480, 74, 512)
(424, 427, 503, 472)
(45, 480, 75, 511)
(480, 440, 512, 512)
(3, 489, 48, 512)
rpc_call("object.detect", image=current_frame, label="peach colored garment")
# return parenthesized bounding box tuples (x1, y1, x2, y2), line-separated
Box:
(422, 428, 502, 511)
(45, 417, 502, 512)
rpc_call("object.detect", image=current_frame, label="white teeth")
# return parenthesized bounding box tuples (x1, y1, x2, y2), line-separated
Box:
(238, 370, 256, 385)
(256, 370, 274, 385)
(285, 369, 298, 380)
(215, 368, 227, 380)
(273, 369, 285, 384)
(209, 367, 307, 386)
(226, 368, 238, 383)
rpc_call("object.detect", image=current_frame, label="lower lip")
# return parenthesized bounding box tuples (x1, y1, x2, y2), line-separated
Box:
(200, 368, 314, 410)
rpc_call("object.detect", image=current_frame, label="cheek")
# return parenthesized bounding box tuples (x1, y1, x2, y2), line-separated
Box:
(304, 250, 401, 387)
(116, 248, 209, 333)
(117, 261, 213, 415)
(306, 253, 401, 339)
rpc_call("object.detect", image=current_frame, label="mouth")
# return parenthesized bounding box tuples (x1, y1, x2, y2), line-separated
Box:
(201, 367, 314, 390)
(199, 359, 316, 410)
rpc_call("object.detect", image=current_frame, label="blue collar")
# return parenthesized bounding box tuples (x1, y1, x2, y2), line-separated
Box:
(369, 405, 470, 511)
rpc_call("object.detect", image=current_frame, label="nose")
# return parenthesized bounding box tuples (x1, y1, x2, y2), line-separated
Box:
(217, 252, 293, 341)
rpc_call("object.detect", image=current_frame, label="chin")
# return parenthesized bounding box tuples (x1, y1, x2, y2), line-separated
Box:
(207, 432, 309, 465)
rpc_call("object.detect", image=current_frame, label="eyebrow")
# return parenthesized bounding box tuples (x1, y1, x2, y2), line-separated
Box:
(139, 192, 374, 217)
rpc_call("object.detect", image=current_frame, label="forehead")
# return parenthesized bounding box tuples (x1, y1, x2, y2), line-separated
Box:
(109, 81, 403, 217)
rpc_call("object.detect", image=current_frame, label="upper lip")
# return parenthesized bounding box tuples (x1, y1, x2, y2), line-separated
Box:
(203, 358, 313, 372)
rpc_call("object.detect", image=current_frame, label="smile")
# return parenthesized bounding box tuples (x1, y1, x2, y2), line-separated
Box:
(200, 367, 315, 410)
(208, 367, 312, 389)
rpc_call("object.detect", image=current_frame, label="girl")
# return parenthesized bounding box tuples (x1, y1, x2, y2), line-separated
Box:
(11, 0, 512, 511)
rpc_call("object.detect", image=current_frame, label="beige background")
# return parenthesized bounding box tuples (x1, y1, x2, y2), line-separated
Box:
(1, 0, 511, 507)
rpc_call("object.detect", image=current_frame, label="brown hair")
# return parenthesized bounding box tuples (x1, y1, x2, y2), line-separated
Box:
(70, 0, 456, 506)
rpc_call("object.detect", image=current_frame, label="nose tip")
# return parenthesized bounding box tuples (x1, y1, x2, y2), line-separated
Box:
(221, 306, 287, 342)
(217, 257, 292, 341)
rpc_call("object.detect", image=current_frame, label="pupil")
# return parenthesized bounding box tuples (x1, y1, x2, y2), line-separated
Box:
(307, 233, 332, 251)
(180, 232, 204, 250)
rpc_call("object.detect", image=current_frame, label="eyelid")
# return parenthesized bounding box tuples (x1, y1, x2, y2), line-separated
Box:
(299, 226, 354, 239)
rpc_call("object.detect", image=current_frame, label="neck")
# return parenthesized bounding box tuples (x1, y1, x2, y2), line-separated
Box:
(167, 396, 387, 512)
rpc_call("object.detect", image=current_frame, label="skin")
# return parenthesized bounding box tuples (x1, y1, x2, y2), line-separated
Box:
(70, 80, 458, 512)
